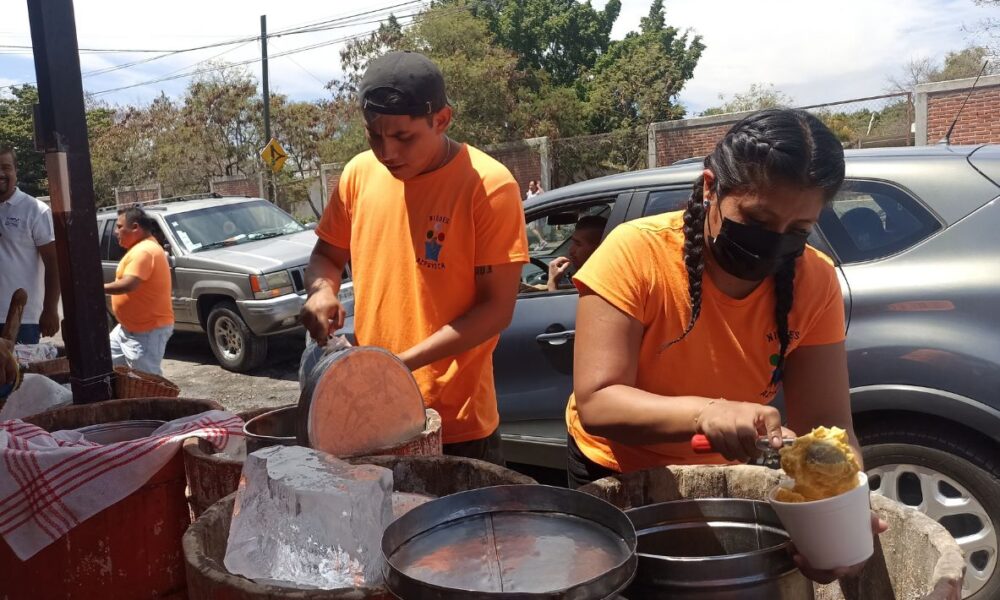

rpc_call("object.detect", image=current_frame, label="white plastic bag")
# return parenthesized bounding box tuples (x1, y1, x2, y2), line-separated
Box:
(0, 374, 73, 420)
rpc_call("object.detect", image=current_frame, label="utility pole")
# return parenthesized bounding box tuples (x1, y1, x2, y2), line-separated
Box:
(27, 0, 113, 403)
(260, 14, 273, 202)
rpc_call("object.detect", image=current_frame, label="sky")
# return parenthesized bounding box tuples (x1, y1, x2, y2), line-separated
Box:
(1, 0, 998, 115)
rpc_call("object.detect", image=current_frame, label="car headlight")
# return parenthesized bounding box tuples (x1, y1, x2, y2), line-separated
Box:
(250, 271, 294, 300)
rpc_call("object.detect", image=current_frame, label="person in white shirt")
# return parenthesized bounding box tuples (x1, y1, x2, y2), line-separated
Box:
(524, 180, 543, 201)
(0, 147, 60, 344)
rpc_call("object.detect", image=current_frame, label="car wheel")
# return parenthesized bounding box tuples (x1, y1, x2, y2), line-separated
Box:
(859, 425, 1000, 599)
(206, 302, 268, 373)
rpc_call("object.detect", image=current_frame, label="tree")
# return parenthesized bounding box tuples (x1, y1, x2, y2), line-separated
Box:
(0, 85, 47, 197)
(585, 0, 704, 131)
(321, 0, 587, 163)
(887, 46, 998, 93)
(701, 83, 793, 117)
(466, 0, 621, 86)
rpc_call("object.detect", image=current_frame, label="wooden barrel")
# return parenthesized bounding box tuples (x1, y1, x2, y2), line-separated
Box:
(183, 454, 535, 599)
(0, 397, 223, 599)
(184, 408, 444, 518)
(579, 465, 964, 600)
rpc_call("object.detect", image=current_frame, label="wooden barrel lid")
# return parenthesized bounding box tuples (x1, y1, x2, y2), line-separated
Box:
(299, 346, 426, 458)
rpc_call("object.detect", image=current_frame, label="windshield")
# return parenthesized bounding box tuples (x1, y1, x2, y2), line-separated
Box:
(166, 200, 305, 252)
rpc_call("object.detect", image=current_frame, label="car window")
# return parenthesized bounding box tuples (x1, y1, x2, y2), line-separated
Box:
(166, 200, 304, 252)
(818, 180, 941, 264)
(521, 200, 615, 293)
(643, 188, 692, 216)
(104, 219, 126, 262)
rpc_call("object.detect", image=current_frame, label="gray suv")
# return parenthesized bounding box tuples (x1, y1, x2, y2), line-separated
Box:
(96, 195, 353, 372)
(494, 144, 1000, 598)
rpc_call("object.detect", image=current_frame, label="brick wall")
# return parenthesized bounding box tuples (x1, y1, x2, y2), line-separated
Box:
(924, 85, 1000, 145)
(210, 174, 262, 198)
(653, 123, 728, 167)
(114, 185, 160, 207)
(484, 139, 546, 196)
(650, 112, 752, 168)
(319, 164, 343, 212)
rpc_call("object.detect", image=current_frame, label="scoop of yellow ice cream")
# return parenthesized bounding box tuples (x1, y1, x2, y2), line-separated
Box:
(775, 426, 860, 503)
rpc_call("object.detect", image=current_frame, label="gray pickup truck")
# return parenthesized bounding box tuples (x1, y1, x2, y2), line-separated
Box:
(96, 194, 353, 372)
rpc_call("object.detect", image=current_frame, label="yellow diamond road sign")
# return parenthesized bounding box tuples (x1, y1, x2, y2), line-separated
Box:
(260, 138, 287, 173)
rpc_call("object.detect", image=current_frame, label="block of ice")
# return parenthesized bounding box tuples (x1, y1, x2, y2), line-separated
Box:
(224, 446, 394, 589)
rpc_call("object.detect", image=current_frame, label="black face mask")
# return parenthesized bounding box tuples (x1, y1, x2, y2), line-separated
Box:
(708, 214, 808, 281)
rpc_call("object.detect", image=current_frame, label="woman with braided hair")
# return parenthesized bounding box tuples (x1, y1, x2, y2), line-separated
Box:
(566, 108, 885, 581)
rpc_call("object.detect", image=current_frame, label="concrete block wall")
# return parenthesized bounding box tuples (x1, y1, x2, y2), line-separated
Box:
(915, 74, 1000, 145)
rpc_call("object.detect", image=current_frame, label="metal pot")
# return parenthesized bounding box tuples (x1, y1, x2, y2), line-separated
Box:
(623, 498, 813, 599)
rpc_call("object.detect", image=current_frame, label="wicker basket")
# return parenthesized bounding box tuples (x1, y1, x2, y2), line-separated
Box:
(113, 366, 180, 399)
(23, 357, 71, 379)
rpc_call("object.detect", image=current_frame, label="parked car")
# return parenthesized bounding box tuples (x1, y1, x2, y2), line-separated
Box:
(96, 194, 353, 372)
(494, 144, 1000, 599)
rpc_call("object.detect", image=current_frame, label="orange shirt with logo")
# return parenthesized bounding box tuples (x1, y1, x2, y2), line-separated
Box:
(566, 211, 846, 473)
(112, 237, 174, 333)
(316, 145, 529, 444)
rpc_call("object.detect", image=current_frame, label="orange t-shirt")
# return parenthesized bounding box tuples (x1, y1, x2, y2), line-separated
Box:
(316, 145, 529, 444)
(112, 237, 174, 333)
(566, 211, 846, 473)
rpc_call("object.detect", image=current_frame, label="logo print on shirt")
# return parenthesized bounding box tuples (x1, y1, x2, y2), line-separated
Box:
(417, 216, 449, 270)
(425, 223, 445, 261)
(3, 216, 19, 228)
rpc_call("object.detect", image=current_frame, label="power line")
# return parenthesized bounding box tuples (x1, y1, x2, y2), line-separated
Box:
(1, 1, 428, 91)
(87, 9, 434, 97)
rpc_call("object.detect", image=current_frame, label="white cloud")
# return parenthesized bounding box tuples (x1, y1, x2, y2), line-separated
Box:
(601, 0, 999, 113)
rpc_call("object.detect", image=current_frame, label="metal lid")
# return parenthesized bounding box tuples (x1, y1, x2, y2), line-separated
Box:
(296, 346, 426, 457)
(382, 484, 637, 599)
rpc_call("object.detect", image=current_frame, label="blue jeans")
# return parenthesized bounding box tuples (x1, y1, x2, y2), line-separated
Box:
(0, 323, 41, 344)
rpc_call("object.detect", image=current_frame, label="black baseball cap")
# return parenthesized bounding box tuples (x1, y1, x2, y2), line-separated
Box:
(358, 51, 449, 116)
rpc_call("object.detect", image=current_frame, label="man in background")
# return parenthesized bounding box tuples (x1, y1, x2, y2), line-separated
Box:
(104, 206, 174, 375)
(545, 215, 607, 291)
(0, 146, 60, 343)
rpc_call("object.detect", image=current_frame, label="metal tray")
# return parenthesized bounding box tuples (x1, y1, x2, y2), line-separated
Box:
(382, 484, 637, 599)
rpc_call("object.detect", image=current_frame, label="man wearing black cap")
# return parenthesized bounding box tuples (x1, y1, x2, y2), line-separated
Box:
(302, 51, 529, 465)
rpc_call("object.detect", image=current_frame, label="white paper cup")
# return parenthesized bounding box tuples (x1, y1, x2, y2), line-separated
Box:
(768, 471, 874, 570)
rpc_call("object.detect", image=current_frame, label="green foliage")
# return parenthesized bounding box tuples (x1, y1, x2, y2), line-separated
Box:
(888, 45, 998, 93)
(585, 0, 703, 131)
(467, 0, 621, 86)
(701, 83, 793, 116)
(0, 85, 46, 197)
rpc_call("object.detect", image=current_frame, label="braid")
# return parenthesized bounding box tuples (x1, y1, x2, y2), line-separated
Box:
(659, 175, 707, 353)
(770, 258, 797, 385)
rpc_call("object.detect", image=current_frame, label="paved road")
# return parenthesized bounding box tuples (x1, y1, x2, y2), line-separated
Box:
(162, 331, 302, 414)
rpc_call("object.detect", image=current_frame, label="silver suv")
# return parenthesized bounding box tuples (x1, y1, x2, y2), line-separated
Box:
(96, 194, 353, 372)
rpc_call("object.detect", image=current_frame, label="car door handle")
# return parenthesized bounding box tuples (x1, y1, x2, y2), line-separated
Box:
(536, 330, 576, 346)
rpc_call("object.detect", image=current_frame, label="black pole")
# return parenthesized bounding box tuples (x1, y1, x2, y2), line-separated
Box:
(27, 0, 114, 403)
(260, 14, 273, 201)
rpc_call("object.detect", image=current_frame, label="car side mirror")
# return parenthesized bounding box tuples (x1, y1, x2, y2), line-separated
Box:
(304, 222, 318, 230)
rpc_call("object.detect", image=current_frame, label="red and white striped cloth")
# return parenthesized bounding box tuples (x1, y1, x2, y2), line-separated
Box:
(0, 411, 244, 560)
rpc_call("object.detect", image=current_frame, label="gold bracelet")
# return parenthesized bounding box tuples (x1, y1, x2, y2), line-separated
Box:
(694, 399, 719, 432)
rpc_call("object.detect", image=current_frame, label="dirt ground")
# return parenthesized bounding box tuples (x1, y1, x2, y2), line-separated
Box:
(161, 331, 303, 414)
